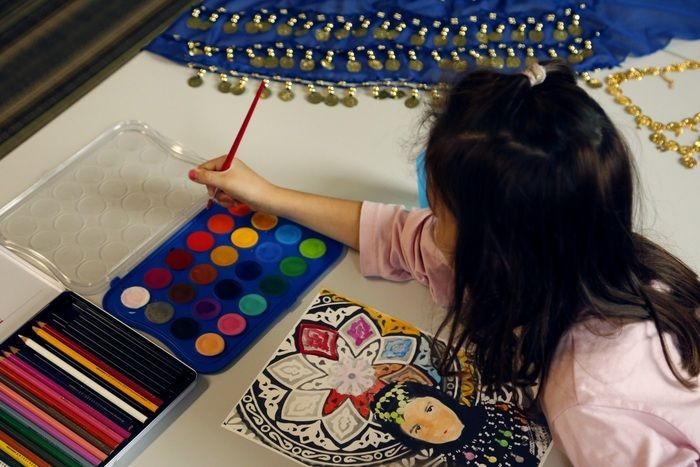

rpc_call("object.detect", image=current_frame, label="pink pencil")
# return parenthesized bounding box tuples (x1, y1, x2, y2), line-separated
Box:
(0, 381, 103, 464)
(207, 80, 266, 209)
(6, 353, 129, 439)
(2, 381, 111, 458)
(2, 355, 128, 446)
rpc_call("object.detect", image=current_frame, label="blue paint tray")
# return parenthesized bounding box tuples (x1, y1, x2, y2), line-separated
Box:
(103, 204, 344, 373)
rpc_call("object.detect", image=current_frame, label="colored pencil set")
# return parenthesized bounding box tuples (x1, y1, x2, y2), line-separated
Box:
(0, 292, 196, 466)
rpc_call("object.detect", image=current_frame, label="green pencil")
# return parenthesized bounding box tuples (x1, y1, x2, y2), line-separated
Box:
(0, 405, 83, 467)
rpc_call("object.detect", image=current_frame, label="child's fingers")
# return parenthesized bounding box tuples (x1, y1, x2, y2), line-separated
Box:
(215, 193, 236, 207)
(198, 155, 228, 172)
(189, 167, 225, 189)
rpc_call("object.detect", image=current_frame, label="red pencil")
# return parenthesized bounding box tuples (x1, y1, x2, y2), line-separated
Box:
(0, 380, 107, 463)
(7, 347, 129, 440)
(37, 322, 162, 407)
(0, 357, 121, 449)
(207, 80, 266, 209)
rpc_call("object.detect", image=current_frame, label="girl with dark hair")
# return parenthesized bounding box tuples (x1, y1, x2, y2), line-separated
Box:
(189, 60, 700, 465)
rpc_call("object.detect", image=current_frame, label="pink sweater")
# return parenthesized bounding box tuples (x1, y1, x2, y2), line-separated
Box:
(359, 201, 700, 466)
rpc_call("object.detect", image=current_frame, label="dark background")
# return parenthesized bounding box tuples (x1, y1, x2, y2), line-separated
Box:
(0, 0, 192, 159)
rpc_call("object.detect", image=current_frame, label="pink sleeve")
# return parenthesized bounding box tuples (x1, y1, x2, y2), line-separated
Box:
(552, 404, 698, 467)
(359, 201, 453, 308)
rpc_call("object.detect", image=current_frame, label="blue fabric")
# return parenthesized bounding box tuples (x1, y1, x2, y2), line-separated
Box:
(416, 151, 428, 208)
(147, 0, 700, 86)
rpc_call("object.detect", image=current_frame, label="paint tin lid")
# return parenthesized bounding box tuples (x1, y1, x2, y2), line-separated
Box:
(0, 121, 207, 295)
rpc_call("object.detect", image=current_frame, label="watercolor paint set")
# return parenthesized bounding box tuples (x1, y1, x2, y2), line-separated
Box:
(102, 203, 343, 373)
(0, 120, 343, 375)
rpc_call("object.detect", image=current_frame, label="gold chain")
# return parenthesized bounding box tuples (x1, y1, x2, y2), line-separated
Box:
(604, 61, 700, 169)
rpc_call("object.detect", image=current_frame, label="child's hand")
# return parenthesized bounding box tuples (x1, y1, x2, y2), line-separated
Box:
(189, 156, 361, 249)
(188, 157, 277, 212)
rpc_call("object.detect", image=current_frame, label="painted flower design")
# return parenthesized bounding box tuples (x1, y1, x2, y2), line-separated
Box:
(327, 357, 376, 396)
(267, 311, 427, 445)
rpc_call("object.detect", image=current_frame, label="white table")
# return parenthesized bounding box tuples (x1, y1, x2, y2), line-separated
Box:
(2, 39, 698, 466)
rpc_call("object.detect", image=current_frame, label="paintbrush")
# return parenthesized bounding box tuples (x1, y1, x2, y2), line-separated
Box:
(207, 80, 266, 209)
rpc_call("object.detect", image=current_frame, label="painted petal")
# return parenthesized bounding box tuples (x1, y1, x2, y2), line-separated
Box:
(413, 337, 442, 383)
(374, 336, 417, 364)
(323, 389, 351, 415)
(339, 313, 380, 354)
(321, 398, 367, 444)
(296, 322, 339, 360)
(268, 354, 327, 389)
(281, 389, 330, 421)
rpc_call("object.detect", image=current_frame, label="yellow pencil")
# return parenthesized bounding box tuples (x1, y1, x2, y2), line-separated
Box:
(0, 438, 38, 467)
(30, 326, 158, 413)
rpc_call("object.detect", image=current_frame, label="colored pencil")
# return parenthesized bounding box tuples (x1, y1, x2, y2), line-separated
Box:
(32, 326, 158, 412)
(51, 316, 169, 394)
(37, 322, 162, 406)
(0, 393, 98, 466)
(16, 350, 133, 432)
(0, 355, 122, 449)
(0, 402, 87, 467)
(70, 302, 181, 373)
(71, 300, 180, 370)
(0, 448, 20, 467)
(0, 414, 54, 465)
(0, 375, 112, 456)
(0, 381, 104, 464)
(207, 79, 266, 209)
(19, 336, 148, 424)
(0, 430, 47, 467)
(54, 311, 176, 385)
(0, 449, 20, 467)
(7, 350, 130, 439)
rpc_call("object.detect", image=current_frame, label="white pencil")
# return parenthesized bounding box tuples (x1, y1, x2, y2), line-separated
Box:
(19, 335, 148, 423)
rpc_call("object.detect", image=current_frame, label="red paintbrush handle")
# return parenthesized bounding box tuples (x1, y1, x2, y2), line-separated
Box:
(221, 80, 266, 171)
(207, 80, 266, 209)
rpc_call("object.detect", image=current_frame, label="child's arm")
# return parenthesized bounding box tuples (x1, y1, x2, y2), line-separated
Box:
(189, 157, 361, 250)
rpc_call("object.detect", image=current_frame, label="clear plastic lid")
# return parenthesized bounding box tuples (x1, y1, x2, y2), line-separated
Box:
(0, 121, 208, 295)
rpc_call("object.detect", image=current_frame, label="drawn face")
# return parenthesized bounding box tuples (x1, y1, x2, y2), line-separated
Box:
(400, 396, 464, 444)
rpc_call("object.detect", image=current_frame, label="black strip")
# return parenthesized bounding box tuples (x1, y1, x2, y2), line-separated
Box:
(0, 0, 192, 159)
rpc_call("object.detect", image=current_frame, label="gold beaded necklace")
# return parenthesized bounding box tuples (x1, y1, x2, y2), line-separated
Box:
(603, 60, 700, 169)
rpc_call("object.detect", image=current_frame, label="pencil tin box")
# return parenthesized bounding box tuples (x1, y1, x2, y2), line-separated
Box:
(0, 121, 344, 375)
(0, 245, 197, 467)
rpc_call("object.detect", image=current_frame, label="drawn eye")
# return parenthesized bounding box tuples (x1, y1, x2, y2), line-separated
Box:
(410, 424, 422, 434)
(425, 404, 433, 413)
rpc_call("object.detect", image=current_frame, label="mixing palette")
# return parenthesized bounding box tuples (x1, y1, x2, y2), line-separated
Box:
(102, 204, 343, 373)
(0, 121, 206, 296)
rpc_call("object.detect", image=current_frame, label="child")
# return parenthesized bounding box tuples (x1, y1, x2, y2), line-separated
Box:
(188, 60, 700, 465)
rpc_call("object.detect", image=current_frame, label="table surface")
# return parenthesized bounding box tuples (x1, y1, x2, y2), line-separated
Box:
(2, 39, 698, 466)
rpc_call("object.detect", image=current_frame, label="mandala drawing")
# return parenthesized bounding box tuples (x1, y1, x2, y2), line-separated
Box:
(223, 289, 551, 466)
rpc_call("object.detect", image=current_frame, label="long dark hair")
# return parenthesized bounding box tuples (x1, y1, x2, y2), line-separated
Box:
(426, 60, 700, 400)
